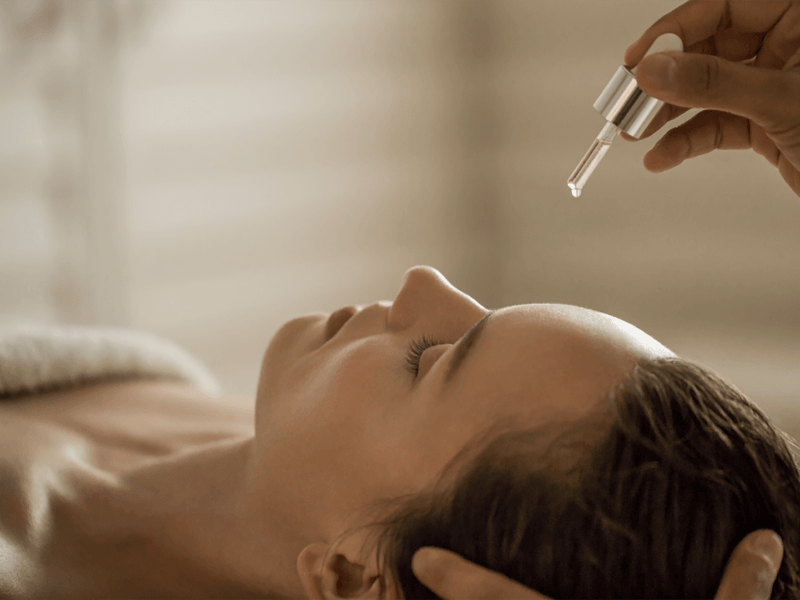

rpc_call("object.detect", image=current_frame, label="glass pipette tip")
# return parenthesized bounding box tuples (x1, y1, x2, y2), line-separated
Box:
(567, 121, 619, 198)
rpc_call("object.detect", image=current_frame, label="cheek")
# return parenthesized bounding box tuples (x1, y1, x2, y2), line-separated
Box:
(311, 342, 422, 494)
(302, 342, 417, 501)
(315, 340, 395, 409)
(271, 338, 399, 436)
(259, 336, 424, 501)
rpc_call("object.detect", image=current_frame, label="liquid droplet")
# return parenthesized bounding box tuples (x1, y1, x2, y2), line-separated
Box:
(571, 187, 582, 198)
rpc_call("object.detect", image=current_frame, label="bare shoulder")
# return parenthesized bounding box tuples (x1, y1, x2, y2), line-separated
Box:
(0, 381, 255, 599)
(0, 380, 254, 460)
(1, 379, 253, 422)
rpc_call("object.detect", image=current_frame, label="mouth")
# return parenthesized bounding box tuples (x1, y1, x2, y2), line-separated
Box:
(324, 306, 359, 342)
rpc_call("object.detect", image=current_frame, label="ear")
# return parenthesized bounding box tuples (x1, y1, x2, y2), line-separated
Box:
(297, 540, 396, 600)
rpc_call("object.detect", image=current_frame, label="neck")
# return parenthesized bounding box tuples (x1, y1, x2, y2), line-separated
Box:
(66, 435, 309, 599)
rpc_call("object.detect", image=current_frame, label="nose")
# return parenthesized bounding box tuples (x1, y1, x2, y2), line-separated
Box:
(387, 266, 486, 333)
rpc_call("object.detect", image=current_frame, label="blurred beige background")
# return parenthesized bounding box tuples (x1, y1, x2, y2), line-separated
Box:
(1, 1, 798, 437)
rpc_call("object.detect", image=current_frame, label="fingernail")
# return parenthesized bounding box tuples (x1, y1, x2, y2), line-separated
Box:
(640, 53, 677, 90)
(412, 547, 434, 577)
(748, 530, 784, 566)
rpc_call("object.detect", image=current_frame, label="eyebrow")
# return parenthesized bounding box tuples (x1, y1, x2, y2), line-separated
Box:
(444, 311, 494, 384)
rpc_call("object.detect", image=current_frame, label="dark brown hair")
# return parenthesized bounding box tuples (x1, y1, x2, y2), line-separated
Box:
(365, 357, 800, 599)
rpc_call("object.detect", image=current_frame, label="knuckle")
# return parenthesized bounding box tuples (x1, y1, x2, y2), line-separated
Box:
(704, 56, 721, 95)
(681, 55, 721, 98)
(756, 72, 800, 133)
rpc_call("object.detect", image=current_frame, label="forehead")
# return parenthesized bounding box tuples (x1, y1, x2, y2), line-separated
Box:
(447, 304, 673, 421)
(505, 304, 674, 359)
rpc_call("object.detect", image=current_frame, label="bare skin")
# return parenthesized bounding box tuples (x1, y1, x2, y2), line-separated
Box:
(0, 380, 256, 599)
(0, 301, 785, 600)
(0, 266, 676, 599)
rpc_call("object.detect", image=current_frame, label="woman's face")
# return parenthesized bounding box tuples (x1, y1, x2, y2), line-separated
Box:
(252, 266, 673, 547)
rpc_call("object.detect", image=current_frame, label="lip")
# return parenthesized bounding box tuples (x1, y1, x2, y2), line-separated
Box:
(324, 305, 359, 342)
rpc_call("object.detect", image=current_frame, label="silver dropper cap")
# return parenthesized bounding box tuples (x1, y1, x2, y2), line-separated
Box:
(593, 65, 665, 139)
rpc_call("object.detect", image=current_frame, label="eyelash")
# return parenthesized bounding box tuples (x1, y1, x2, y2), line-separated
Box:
(404, 335, 443, 377)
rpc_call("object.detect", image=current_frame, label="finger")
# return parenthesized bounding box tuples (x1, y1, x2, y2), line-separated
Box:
(624, 0, 793, 68)
(715, 530, 783, 600)
(411, 547, 551, 600)
(754, 3, 800, 70)
(634, 51, 799, 133)
(642, 110, 751, 173)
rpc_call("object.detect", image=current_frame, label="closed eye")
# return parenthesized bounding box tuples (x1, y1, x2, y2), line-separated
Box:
(404, 335, 443, 377)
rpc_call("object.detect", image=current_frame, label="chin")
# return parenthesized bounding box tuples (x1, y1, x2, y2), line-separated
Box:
(256, 313, 327, 394)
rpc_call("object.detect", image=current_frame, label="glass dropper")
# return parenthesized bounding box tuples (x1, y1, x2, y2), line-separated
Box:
(567, 121, 619, 198)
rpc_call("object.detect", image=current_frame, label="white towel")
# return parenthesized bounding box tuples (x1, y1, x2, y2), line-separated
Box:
(0, 324, 221, 397)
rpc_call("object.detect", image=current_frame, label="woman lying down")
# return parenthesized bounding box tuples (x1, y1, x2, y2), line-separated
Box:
(0, 265, 797, 599)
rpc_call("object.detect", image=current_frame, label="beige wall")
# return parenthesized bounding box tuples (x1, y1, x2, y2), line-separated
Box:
(1, 1, 798, 437)
(481, 2, 800, 436)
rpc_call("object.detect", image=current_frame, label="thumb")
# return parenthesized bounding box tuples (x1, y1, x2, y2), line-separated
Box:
(635, 51, 793, 133)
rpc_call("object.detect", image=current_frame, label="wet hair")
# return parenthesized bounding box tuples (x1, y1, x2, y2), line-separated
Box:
(363, 357, 800, 599)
